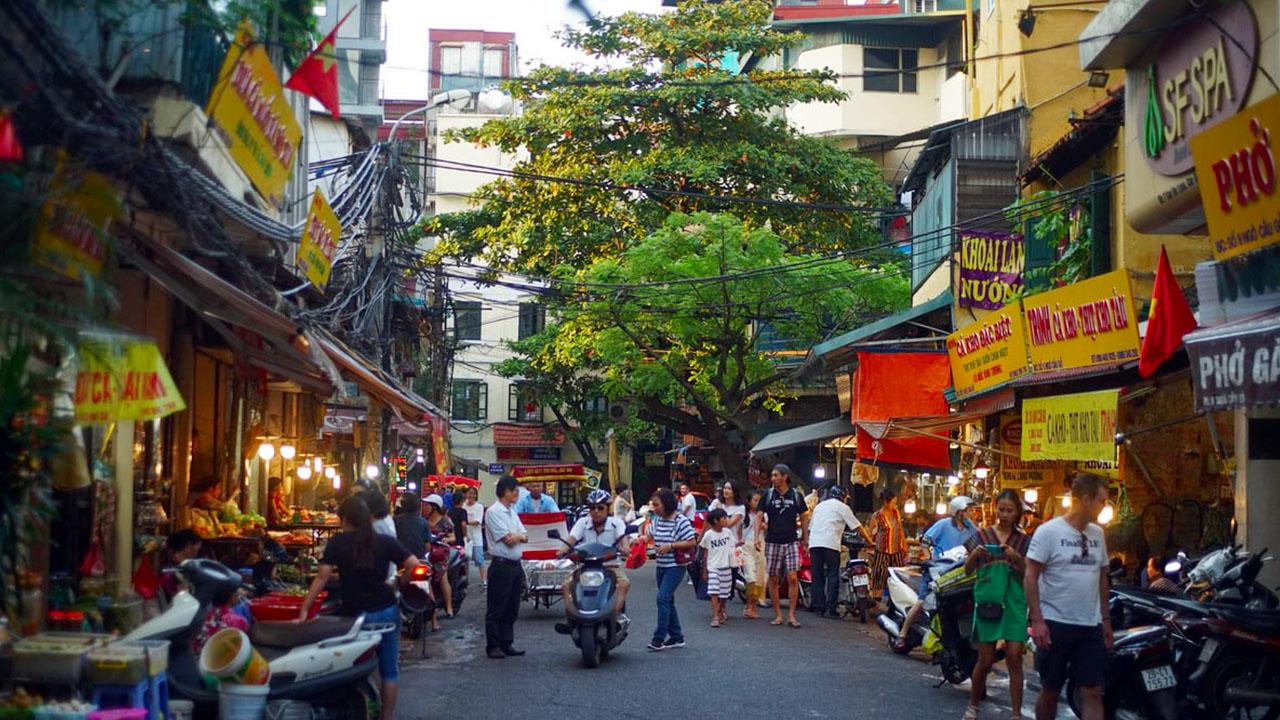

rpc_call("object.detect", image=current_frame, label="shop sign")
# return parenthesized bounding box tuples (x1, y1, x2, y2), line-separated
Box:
(206, 23, 302, 207)
(511, 463, 586, 482)
(496, 446, 563, 461)
(947, 302, 1030, 399)
(297, 189, 341, 289)
(429, 413, 451, 475)
(488, 463, 505, 475)
(1023, 270, 1140, 374)
(75, 338, 185, 423)
(996, 413, 1065, 488)
(1186, 322, 1280, 411)
(1021, 389, 1120, 463)
(1138, 0, 1258, 177)
(644, 452, 666, 467)
(1190, 93, 1280, 260)
(957, 231, 1025, 310)
(32, 165, 120, 281)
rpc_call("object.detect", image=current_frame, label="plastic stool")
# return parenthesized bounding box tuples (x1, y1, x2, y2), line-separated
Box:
(91, 680, 149, 712)
(147, 671, 170, 720)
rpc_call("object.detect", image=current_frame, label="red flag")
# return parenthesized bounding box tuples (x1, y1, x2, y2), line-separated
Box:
(285, 8, 354, 119)
(1138, 246, 1197, 378)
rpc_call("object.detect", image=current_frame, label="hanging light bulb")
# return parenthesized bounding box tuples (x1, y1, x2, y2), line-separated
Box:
(903, 499, 918, 514)
(332, 474, 341, 490)
(1060, 494, 1073, 508)
(1098, 503, 1115, 525)
(257, 442, 276, 461)
(296, 465, 313, 481)
(973, 463, 991, 480)
(946, 475, 960, 487)
(416, 447, 425, 459)
(280, 444, 296, 460)
(813, 466, 826, 480)
(313, 456, 324, 473)
(324, 466, 336, 480)
(935, 501, 948, 516)
(365, 464, 380, 480)
(1023, 488, 1039, 504)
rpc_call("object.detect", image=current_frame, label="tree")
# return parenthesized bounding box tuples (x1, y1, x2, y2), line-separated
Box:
(525, 213, 907, 481)
(422, 0, 895, 277)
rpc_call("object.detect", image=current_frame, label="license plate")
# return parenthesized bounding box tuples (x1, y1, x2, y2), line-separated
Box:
(852, 575, 870, 587)
(1141, 666, 1176, 692)
(1198, 638, 1219, 662)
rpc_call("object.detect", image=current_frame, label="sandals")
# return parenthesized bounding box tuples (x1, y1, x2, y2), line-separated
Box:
(710, 620, 721, 628)
(788, 619, 802, 629)
(963, 705, 980, 720)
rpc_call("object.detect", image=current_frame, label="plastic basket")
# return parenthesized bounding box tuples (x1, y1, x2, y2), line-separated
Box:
(12, 633, 113, 683)
(86, 640, 168, 684)
(249, 592, 324, 622)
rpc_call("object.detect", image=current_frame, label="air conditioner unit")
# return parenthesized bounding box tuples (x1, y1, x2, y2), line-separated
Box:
(607, 400, 630, 422)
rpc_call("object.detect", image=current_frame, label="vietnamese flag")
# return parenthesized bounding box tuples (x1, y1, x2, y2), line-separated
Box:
(1138, 246, 1197, 378)
(285, 8, 353, 119)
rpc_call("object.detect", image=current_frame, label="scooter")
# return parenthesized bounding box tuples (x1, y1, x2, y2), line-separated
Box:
(401, 559, 435, 642)
(126, 559, 391, 719)
(875, 546, 967, 655)
(428, 538, 470, 615)
(838, 534, 872, 623)
(548, 528, 631, 668)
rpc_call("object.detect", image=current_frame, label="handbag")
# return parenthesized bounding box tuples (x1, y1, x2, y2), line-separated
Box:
(974, 561, 1011, 621)
(673, 544, 695, 566)
(625, 539, 648, 569)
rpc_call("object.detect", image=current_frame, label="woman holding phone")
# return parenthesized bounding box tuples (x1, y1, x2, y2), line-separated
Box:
(962, 489, 1031, 720)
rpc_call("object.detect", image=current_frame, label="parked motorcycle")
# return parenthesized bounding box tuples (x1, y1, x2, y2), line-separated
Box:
(1066, 623, 1180, 720)
(126, 559, 390, 719)
(549, 528, 632, 668)
(837, 533, 872, 623)
(428, 538, 470, 616)
(400, 559, 435, 642)
(876, 547, 965, 654)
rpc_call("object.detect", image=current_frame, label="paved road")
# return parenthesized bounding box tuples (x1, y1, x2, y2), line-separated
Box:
(397, 567, 1070, 720)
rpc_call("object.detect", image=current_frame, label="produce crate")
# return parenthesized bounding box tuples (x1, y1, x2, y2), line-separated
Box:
(12, 633, 113, 684)
(249, 592, 324, 622)
(86, 640, 168, 684)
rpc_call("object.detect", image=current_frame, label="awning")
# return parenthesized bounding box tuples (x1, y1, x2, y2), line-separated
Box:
(120, 234, 339, 394)
(813, 292, 952, 369)
(856, 408, 990, 441)
(852, 350, 953, 472)
(315, 330, 447, 424)
(1011, 360, 1131, 387)
(749, 416, 856, 455)
(1185, 309, 1280, 411)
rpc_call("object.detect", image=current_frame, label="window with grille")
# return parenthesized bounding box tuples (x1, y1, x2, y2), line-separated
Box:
(517, 302, 545, 340)
(508, 383, 541, 422)
(440, 46, 462, 75)
(451, 380, 487, 421)
(453, 301, 482, 341)
(863, 48, 918, 93)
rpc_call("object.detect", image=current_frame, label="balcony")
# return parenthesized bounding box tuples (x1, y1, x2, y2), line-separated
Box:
(336, 6, 387, 62)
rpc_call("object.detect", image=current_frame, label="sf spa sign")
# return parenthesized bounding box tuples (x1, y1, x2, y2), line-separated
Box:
(1191, 93, 1280, 260)
(947, 301, 1029, 399)
(1023, 270, 1140, 374)
(1021, 388, 1120, 464)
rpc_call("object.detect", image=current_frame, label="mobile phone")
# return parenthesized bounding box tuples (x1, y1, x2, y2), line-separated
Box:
(984, 544, 1003, 555)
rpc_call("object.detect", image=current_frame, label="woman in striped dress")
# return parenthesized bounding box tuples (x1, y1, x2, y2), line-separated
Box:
(646, 488, 698, 652)
(867, 487, 908, 600)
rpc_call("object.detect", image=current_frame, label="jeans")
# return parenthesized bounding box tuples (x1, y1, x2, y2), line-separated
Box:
(810, 546, 841, 614)
(485, 558, 524, 651)
(654, 565, 685, 644)
(364, 604, 401, 681)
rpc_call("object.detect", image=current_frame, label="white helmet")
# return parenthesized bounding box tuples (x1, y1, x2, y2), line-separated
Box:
(424, 493, 444, 509)
(950, 496, 974, 514)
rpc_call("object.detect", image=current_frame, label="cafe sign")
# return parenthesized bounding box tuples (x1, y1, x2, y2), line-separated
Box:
(75, 337, 185, 424)
(1190, 93, 1280, 260)
(206, 23, 302, 207)
(1023, 269, 1140, 374)
(1139, 0, 1258, 176)
(947, 301, 1029, 399)
(958, 231, 1025, 310)
(1021, 388, 1120, 463)
(1185, 314, 1280, 411)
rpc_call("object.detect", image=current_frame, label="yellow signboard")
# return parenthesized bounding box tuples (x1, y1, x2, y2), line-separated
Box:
(206, 23, 302, 207)
(1021, 389, 1120, 463)
(75, 338, 186, 424)
(1023, 270, 1140, 375)
(297, 189, 341, 289)
(947, 301, 1029, 399)
(31, 164, 120, 280)
(997, 412, 1066, 489)
(1190, 93, 1280, 260)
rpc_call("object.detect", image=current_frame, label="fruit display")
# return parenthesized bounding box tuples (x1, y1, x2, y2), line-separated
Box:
(288, 508, 336, 526)
(190, 509, 266, 539)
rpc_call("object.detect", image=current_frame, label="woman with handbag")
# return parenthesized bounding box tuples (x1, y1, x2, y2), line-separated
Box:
(646, 488, 697, 652)
(962, 489, 1031, 720)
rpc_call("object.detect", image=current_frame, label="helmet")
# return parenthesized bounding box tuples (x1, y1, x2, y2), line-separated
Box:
(950, 496, 974, 513)
(424, 493, 444, 509)
(826, 485, 847, 501)
(586, 489, 611, 506)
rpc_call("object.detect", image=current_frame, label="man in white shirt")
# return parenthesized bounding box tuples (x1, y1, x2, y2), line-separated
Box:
(484, 476, 529, 660)
(807, 486, 872, 618)
(556, 489, 631, 622)
(678, 483, 696, 520)
(1025, 473, 1113, 720)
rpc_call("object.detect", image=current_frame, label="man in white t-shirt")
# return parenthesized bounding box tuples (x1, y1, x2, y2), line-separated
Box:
(462, 487, 487, 587)
(678, 483, 696, 520)
(1025, 473, 1113, 720)
(557, 489, 631, 622)
(807, 486, 872, 617)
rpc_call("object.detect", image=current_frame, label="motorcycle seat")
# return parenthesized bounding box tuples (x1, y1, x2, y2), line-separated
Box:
(251, 616, 358, 649)
(1212, 606, 1280, 635)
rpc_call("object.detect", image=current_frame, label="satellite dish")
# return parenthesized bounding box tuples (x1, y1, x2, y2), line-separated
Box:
(477, 88, 513, 114)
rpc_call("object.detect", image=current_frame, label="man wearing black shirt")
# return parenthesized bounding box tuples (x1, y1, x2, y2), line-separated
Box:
(393, 492, 432, 557)
(446, 490, 469, 546)
(761, 464, 809, 628)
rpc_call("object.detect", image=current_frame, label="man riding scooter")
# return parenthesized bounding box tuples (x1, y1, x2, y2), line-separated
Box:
(894, 496, 978, 651)
(556, 489, 632, 626)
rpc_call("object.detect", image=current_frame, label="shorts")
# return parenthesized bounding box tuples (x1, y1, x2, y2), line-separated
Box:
(468, 540, 485, 568)
(707, 567, 733, 599)
(1035, 620, 1107, 692)
(364, 604, 401, 681)
(765, 541, 800, 577)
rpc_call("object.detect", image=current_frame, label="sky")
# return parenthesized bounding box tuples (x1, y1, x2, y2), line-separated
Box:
(381, 0, 662, 99)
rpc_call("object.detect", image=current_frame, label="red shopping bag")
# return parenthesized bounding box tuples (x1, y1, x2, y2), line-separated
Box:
(626, 538, 648, 569)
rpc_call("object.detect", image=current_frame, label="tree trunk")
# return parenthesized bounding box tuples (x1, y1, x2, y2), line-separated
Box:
(698, 404, 749, 485)
(550, 404, 600, 470)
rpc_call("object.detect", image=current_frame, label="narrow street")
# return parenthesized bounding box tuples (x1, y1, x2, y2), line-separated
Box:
(398, 568, 1072, 720)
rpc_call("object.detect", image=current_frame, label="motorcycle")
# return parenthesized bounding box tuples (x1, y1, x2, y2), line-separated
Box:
(1066, 623, 1181, 720)
(428, 538, 470, 616)
(125, 559, 390, 719)
(548, 528, 632, 668)
(777, 543, 813, 609)
(400, 559, 435, 643)
(877, 546, 966, 654)
(837, 533, 872, 623)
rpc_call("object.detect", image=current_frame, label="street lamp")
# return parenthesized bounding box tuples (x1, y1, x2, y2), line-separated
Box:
(257, 442, 276, 461)
(386, 89, 473, 140)
(280, 444, 296, 460)
(296, 465, 313, 481)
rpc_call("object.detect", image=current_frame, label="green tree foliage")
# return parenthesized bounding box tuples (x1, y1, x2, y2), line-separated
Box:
(526, 214, 907, 479)
(422, 0, 894, 277)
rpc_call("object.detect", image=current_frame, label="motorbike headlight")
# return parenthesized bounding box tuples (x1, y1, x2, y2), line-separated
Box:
(579, 570, 606, 588)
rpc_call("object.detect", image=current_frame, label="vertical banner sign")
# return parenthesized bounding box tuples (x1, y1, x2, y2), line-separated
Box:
(1023, 269, 1141, 374)
(32, 163, 120, 280)
(297, 189, 341, 289)
(206, 23, 303, 207)
(1021, 389, 1120, 463)
(996, 413, 1065, 488)
(1190, 93, 1280, 260)
(429, 413, 452, 475)
(958, 231, 1025, 309)
(947, 301, 1030, 399)
(75, 338, 186, 423)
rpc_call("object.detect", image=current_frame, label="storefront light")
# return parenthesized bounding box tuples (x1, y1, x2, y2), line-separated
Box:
(1060, 494, 1073, 508)
(324, 466, 336, 480)
(365, 464, 380, 480)
(1023, 488, 1039, 504)
(935, 501, 948, 516)
(332, 474, 341, 490)
(280, 444, 296, 460)
(313, 456, 324, 473)
(973, 463, 991, 480)
(946, 475, 960, 487)
(903, 499, 918, 514)
(408, 481, 418, 491)
(813, 466, 826, 480)
(257, 442, 276, 461)
(416, 448, 425, 459)
(1098, 503, 1115, 525)
(296, 465, 313, 481)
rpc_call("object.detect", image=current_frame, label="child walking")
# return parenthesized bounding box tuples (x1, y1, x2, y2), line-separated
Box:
(700, 509, 737, 627)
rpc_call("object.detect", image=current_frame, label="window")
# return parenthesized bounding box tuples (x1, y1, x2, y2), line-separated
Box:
(483, 48, 504, 79)
(863, 48, 918, 93)
(440, 45, 462, 75)
(517, 302, 545, 340)
(453, 301, 482, 341)
(582, 395, 608, 415)
(508, 383, 541, 422)
(451, 380, 487, 421)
